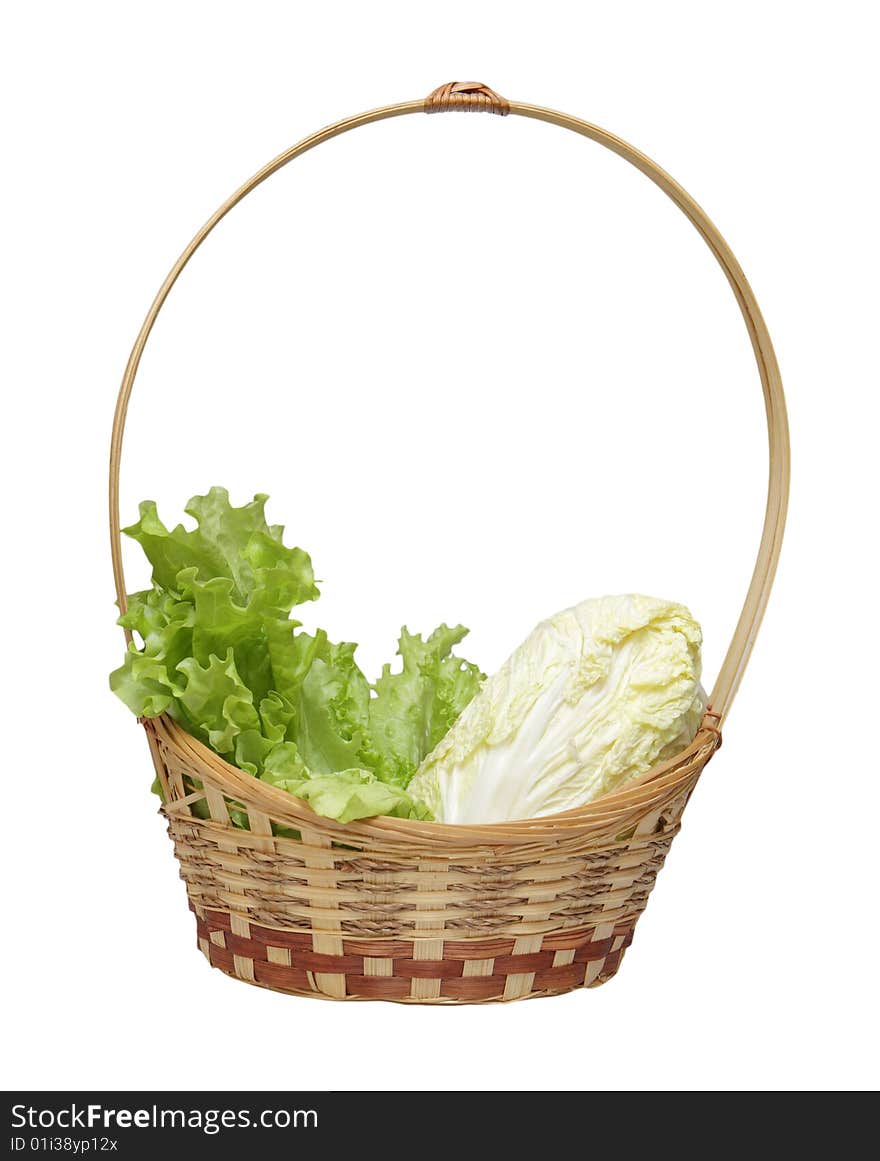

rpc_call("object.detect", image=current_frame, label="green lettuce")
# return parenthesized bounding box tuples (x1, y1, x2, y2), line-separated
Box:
(110, 487, 483, 822)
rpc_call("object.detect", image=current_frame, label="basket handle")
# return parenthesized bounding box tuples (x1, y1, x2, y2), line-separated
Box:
(110, 82, 789, 727)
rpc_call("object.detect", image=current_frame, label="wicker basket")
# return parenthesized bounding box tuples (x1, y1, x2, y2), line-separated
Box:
(109, 82, 789, 1004)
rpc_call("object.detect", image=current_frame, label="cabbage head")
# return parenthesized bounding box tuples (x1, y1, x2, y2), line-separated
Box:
(408, 595, 706, 824)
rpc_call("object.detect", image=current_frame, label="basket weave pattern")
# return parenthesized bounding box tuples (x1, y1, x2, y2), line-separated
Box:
(149, 713, 720, 1002)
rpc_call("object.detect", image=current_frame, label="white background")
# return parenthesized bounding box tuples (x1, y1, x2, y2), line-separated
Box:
(2, 1, 877, 1092)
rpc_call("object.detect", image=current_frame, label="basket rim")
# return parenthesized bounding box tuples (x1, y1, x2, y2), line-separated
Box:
(150, 709, 721, 845)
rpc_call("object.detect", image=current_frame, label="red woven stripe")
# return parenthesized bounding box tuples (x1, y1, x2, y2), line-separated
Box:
(247, 923, 312, 950)
(492, 951, 556, 973)
(602, 949, 623, 976)
(573, 938, 614, 963)
(540, 928, 595, 951)
(441, 937, 516, 959)
(253, 960, 311, 991)
(533, 963, 587, 991)
(394, 959, 464, 979)
(204, 909, 232, 931)
(225, 932, 272, 960)
(345, 975, 411, 999)
(540, 925, 632, 952)
(342, 939, 414, 957)
(208, 944, 235, 973)
(440, 975, 506, 1000)
(293, 950, 363, 973)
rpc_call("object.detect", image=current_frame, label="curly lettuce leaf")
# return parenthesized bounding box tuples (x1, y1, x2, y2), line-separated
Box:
(260, 765, 432, 824)
(110, 488, 484, 823)
(364, 625, 485, 787)
(123, 487, 317, 610)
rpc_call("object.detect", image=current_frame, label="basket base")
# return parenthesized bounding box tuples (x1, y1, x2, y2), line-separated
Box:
(193, 907, 633, 1004)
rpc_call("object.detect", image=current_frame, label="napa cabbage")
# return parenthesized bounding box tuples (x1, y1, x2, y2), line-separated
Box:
(407, 595, 706, 824)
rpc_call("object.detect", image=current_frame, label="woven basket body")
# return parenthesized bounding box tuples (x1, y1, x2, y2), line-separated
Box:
(111, 83, 788, 1003)
(146, 713, 720, 1002)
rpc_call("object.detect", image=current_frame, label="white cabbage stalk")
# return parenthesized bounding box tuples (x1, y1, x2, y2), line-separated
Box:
(409, 595, 706, 824)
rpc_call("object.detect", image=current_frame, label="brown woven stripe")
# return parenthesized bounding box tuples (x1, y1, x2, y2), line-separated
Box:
(208, 943, 234, 973)
(441, 975, 506, 1000)
(253, 960, 311, 991)
(603, 949, 624, 975)
(394, 959, 464, 979)
(540, 924, 629, 950)
(296, 950, 364, 973)
(572, 938, 615, 963)
(224, 932, 274, 959)
(341, 938, 415, 957)
(439, 937, 517, 959)
(533, 963, 587, 990)
(540, 929, 597, 951)
(492, 951, 555, 973)
(345, 975, 411, 999)
(248, 924, 312, 950)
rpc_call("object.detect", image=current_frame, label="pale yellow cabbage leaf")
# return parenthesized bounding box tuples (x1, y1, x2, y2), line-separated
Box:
(408, 595, 706, 824)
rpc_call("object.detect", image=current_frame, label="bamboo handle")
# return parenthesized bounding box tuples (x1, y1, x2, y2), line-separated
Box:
(110, 83, 789, 726)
